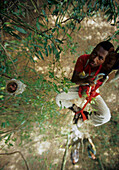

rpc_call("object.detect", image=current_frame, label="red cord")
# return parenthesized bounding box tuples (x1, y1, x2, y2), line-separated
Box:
(76, 64, 103, 121)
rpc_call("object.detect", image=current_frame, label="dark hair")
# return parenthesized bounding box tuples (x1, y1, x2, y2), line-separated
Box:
(7, 82, 18, 93)
(111, 53, 119, 70)
(96, 41, 114, 51)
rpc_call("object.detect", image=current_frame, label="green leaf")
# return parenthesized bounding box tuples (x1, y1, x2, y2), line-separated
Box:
(53, 83, 60, 93)
(66, 33, 72, 40)
(45, 48, 48, 56)
(12, 138, 17, 142)
(78, 25, 81, 31)
(42, 9, 46, 16)
(56, 24, 62, 29)
(36, 18, 40, 30)
(0, 95, 4, 99)
(11, 32, 21, 40)
(5, 134, 11, 144)
(52, 28, 56, 33)
(55, 17, 59, 26)
(107, 14, 113, 22)
(3, 26, 15, 32)
(6, 121, 10, 126)
(3, 22, 11, 26)
(21, 120, 26, 125)
(44, 39, 47, 48)
(35, 53, 40, 60)
(49, 71, 54, 78)
(53, 47, 58, 55)
(1, 122, 5, 128)
(114, 30, 119, 35)
(13, 58, 18, 63)
(13, 26, 27, 34)
(48, 45, 51, 54)
(28, 33, 32, 40)
(53, 47, 60, 61)
(105, 9, 111, 15)
(0, 87, 5, 90)
(38, 51, 44, 60)
(30, 56, 36, 63)
(43, 33, 49, 39)
(55, 39, 63, 44)
(51, 43, 55, 52)
(9, 143, 13, 146)
(63, 87, 68, 93)
(3, 26, 21, 39)
(38, 22, 46, 28)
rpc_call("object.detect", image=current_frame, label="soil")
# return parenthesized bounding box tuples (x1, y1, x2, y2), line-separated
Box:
(0, 11, 119, 170)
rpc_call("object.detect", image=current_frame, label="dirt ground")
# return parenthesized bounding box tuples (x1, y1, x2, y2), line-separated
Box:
(0, 14, 119, 170)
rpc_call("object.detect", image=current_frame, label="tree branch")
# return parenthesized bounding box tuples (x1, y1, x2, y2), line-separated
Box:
(0, 151, 29, 170)
(61, 133, 70, 170)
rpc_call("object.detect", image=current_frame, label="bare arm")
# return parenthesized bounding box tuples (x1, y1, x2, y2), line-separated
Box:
(71, 70, 95, 85)
(106, 70, 119, 83)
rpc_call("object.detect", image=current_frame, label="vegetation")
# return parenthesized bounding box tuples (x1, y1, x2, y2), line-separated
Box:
(0, 0, 119, 169)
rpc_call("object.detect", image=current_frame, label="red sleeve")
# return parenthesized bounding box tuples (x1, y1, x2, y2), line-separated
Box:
(74, 54, 90, 72)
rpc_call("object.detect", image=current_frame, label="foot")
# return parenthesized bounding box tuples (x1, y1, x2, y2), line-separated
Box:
(87, 144, 96, 159)
(71, 142, 80, 165)
(71, 149, 79, 164)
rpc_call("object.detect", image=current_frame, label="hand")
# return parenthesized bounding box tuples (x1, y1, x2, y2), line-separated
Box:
(85, 76, 95, 86)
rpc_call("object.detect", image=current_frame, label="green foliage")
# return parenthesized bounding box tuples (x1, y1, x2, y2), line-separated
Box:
(0, 0, 118, 160)
(13, 26, 27, 34)
(1, 0, 118, 61)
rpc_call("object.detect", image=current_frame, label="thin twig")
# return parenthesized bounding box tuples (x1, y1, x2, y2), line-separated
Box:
(0, 151, 29, 170)
(1, 73, 12, 79)
(61, 133, 70, 170)
(1, 13, 35, 32)
(42, 17, 84, 34)
(30, 0, 39, 14)
(61, 18, 84, 41)
(4, 0, 18, 11)
(1, 44, 18, 77)
(1, 11, 84, 39)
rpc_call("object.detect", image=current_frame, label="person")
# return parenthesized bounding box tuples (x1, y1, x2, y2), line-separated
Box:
(56, 41, 119, 164)
(101, 46, 119, 82)
(7, 81, 18, 93)
(56, 41, 117, 127)
(6, 79, 26, 95)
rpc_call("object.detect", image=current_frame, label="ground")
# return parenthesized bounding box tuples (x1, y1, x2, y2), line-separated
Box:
(0, 14, 119, 170)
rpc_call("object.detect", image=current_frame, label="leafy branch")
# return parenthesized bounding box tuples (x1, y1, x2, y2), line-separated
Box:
(1, 43, 19, 76)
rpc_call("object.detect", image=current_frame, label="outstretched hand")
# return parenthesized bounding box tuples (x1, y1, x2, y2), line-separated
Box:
(85, 76, 95, 86)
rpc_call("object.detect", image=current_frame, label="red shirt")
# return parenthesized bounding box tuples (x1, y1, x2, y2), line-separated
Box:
(74, 54, 103, 98)
(74, 54, 99, 76)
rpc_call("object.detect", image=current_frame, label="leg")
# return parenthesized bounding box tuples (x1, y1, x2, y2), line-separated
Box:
(56, 86, 89, 123)
(55, 86, 80, 109)
(90, 95, 111, 126)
